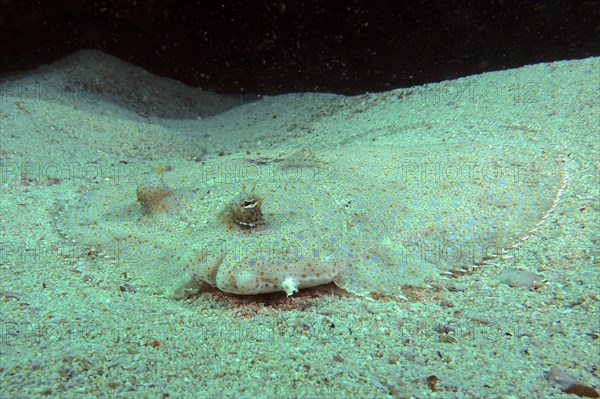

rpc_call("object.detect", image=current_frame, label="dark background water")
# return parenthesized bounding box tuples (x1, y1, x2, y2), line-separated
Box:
(1, 0, 598, 94)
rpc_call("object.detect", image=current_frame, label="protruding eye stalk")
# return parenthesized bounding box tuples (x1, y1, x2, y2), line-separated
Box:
(230, 196, 264, 229)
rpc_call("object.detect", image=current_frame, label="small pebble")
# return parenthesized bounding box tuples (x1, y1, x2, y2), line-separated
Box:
(497, 268, 539, 288)
(548, 366, 600, 398)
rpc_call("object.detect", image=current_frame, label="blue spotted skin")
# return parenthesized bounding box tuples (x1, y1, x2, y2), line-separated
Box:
(330, 142, 564, 296)
(57, 127, 565, 297)
(187, 182, 347, 295)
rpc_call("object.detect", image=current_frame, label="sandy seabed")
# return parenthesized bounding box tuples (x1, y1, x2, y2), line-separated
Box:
(0, 51, 598, 398)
